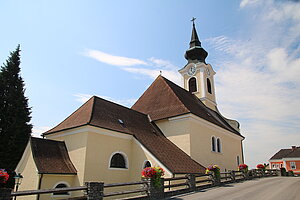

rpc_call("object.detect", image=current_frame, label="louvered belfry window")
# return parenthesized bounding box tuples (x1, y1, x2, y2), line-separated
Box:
(207, 78, 212, 94)
(189, 77, 197, 92)
(110, 153, 126, 168)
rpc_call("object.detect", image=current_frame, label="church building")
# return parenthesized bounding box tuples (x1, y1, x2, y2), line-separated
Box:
(15, 22, 245, 199)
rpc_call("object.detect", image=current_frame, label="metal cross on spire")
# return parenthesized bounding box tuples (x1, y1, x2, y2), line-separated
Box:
(191, 17, 196, 25)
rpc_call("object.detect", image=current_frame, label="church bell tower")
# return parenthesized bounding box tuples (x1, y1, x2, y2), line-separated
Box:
(178, 19, 217, 111)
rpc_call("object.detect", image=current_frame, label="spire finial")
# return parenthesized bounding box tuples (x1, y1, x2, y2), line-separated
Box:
(191, 17, 196, 25)
(184, 18, 208, 63)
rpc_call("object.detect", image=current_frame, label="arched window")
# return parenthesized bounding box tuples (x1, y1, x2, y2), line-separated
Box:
(53, 182, 70, 196)
(110, 153, 127, 169)
(188, 77, 197, 93)
(217, 138, 221, 153)
(211, 137, 216, 152)
(207, 78, 212, 94)
(143, 161, 151, 169)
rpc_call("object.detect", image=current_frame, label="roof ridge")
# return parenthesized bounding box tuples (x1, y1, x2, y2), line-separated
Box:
(44, 96, 94, 135)
(161, 76, 241, 136)
(131, 76, 162, 109)
(88, 96, 96, 124)
(204, 104, 241, 135)
(159, 76, 191, 113)
(93, 95, 150, 118)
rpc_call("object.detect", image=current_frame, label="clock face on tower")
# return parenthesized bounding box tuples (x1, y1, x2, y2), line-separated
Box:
(187, 65, 196, 76)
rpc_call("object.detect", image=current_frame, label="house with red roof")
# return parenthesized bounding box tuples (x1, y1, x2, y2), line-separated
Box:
(269, 146, 300, 175)
(15, 22, 245, 199)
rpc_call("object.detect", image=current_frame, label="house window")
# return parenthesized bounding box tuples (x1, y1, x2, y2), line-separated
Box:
(53, 182, 70, 196)
(188, 77, 197, 93)
(272, 164, 276, 169)
(217, 138, 221, 153)
(211, 137, 216, 152)
(143, 161, 151, 169)
(207, 78, 212, 94)
(237, 156, 240, 166)
(290, 162, 296, 170)
(110, 153, 127, 169)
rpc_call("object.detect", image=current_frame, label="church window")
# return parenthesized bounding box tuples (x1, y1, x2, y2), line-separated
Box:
(217, 138, 221, 153)
(207, 78, 212, 94)
(143, 161, 151, 169)
(110, 152, 127, 169)
(211, 137, 216, 152)
(188, 77, 197, 93)
(52, 182, 70, 196)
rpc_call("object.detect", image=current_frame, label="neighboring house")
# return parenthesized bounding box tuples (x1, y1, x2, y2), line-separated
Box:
(15, 22, 245, 199)
(269, 146, 300, 174)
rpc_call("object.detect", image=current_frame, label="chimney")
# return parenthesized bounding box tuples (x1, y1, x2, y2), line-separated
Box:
(292, 146, 296, 150)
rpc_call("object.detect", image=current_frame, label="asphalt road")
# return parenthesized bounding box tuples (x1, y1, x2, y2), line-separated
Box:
(167, 177, 300, 200)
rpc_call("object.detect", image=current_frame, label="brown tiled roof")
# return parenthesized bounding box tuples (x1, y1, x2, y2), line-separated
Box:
(270, 147, 300, 160)
(132, 76, 243, 136)
(31, 137, 77, 174)
(45, 96, 205, 174)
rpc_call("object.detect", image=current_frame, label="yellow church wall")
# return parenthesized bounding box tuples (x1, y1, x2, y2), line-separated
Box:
(189, 117, 243, 171)
(83, 129, 132, 184)
(46, 127, 89, 187)
(15, 143, 40, 200)
(38, 175, 78, 200)
(156, 114, 243, 171)
(155, 118, 191, 156)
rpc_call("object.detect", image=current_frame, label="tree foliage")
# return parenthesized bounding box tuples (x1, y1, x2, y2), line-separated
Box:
(0, 45, 32, 173)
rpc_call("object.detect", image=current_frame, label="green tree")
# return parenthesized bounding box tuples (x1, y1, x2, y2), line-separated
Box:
(0, 45, 32, 174)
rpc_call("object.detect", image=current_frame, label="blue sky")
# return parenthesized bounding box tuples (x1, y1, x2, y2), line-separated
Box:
(1, 0, 300, 168)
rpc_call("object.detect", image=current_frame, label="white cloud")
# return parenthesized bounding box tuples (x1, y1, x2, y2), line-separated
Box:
(99, 95, 137, 107)
(123, 67, 182, 86)
(240, 0, 260, 8)
(32, 126, 51, 138)
(84, 49, 147, 66)
(211, 0, 300, 168)
(84, 49, 182, 85)
(73, 93, 136, 107)
(73, 93, 93, 103)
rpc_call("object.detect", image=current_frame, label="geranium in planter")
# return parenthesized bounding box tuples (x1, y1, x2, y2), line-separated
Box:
(0, 169, 9, 184)
(206, 165, 220, 181)
(238, 164, 248, 173)
(256, 164, 265, 170)
(142, 167, 164, 188)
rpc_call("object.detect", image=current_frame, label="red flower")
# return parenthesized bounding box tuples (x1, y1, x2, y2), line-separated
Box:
(142, 167, 164, 178)
(239, 164, 248, 170)
(0, 169, 9, 184)
(256, 164, 265, 169)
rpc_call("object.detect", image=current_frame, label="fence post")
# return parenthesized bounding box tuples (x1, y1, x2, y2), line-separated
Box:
(0, 188, 11, 200)
(212, 173, 220, 186)
(186, 174, 196, 191)
(148, 178, 164, 200)
(230, 171, 236, 182)
(85, 182, 104, 200)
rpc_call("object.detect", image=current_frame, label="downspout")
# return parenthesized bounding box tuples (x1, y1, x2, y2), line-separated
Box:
(37, 173, 43, 200)
(241, 139, 245, 164)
